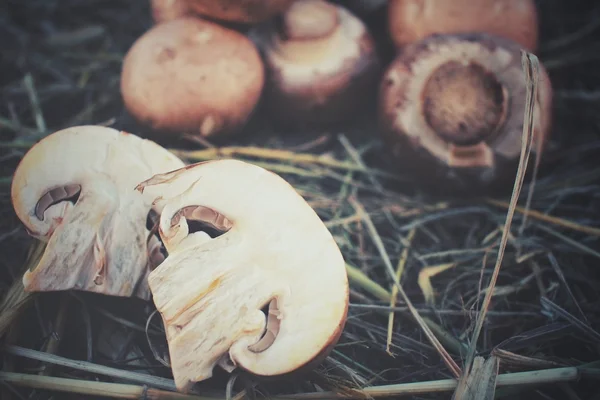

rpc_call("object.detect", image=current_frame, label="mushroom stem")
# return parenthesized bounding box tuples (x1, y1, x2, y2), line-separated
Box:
(272, 29, 341, 63)
(271, 0, 341, 62)
(422, 61, 509, 146)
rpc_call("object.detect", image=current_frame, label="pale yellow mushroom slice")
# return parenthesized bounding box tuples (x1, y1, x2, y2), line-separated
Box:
(136, 159, 349, 392)
(11, 125, 185, 299)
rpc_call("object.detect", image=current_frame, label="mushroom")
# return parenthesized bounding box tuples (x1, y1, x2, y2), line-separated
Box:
(378, 33, 553, 190)
(388, 0, 539, 52)
(10, 125, 185, 299)
(135, 159, 349, 392)
(252, 0, 381, 127)
(120, 17, 265, 141)
(177, 0, 296, 24)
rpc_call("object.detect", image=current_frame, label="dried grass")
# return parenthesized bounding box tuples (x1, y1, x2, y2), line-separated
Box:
(1, 0, 600, 399)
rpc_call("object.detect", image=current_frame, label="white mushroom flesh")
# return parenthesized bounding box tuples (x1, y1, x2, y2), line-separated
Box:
(136, 159, 349, 392)
(11, 125, 185, 299)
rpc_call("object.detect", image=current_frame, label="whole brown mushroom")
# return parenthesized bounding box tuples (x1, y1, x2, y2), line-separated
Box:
(150, 0, 296, 24)
(252, 0, 381, 127)
(378, 33, 553, 191)
(120, 17, 264, 141)
(388, 0, 539, 52)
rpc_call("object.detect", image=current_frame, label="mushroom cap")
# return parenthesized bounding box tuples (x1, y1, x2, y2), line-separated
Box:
(136, 159, 349, 392)
(120, 17, 265, 140)
(11, 125, 185, 299)
(378, 33, 553, 189)
(388, 0, 539, 51)
(253, 0, 381, 126)
(185, 0, 296, 24)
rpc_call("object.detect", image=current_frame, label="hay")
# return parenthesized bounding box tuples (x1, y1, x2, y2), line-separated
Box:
(1, 0, 600, 399)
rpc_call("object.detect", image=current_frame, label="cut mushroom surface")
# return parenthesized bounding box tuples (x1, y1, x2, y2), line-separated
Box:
(11, 125, 185, 299)
(378, 33, 553, 189)
(136, 159, 349, 392)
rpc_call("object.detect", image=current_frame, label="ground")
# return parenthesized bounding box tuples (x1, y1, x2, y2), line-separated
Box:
(0, 0, 599, 399)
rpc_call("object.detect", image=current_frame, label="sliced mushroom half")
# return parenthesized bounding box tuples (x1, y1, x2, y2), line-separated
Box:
(136, 159, 349, 392)
(11, 125, 185, 299)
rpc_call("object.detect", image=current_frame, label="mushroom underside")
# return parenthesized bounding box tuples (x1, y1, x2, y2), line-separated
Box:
(34, 184, 81, 221)
(379, 33, 552, 192)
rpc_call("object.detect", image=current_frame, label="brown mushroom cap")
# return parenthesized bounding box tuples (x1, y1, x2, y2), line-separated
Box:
(388, 0, 539, 52)
(378, 33, 553, 189)
(120, 17, 265, 140)
(149, 0, 295, 25)
(252, 0, 381, 126)
(185, 0, 296, 24)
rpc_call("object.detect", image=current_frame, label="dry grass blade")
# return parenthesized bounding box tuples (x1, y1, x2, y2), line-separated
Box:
(493, 322, 573, 353)
(386, 228, 415, 356)
(349, 197, 462, 378)
(345, 265, 467, 356)
(0, 240, 45, 339)
(345, 263, 391, 302)
(4, 345, 179, 391)
(536, 224, 600, 259)
(451, 356, 499, 400)
(22, 74, 46, 134)
(271, 367, 578, 399)
(546, 253, 588, 323)
(145, 309, 171, 367)
(540, 297, 600, 343)
(417, 263, 457, 307)
(0, 372, 218, 400)
(170, 146, 367, 173)
(455, 51, 541, 398)
(2, 1, 600, 399)
(39, 293, 69, 376)
(485, 199, 600, 237)
(491, 348, 565, 369)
